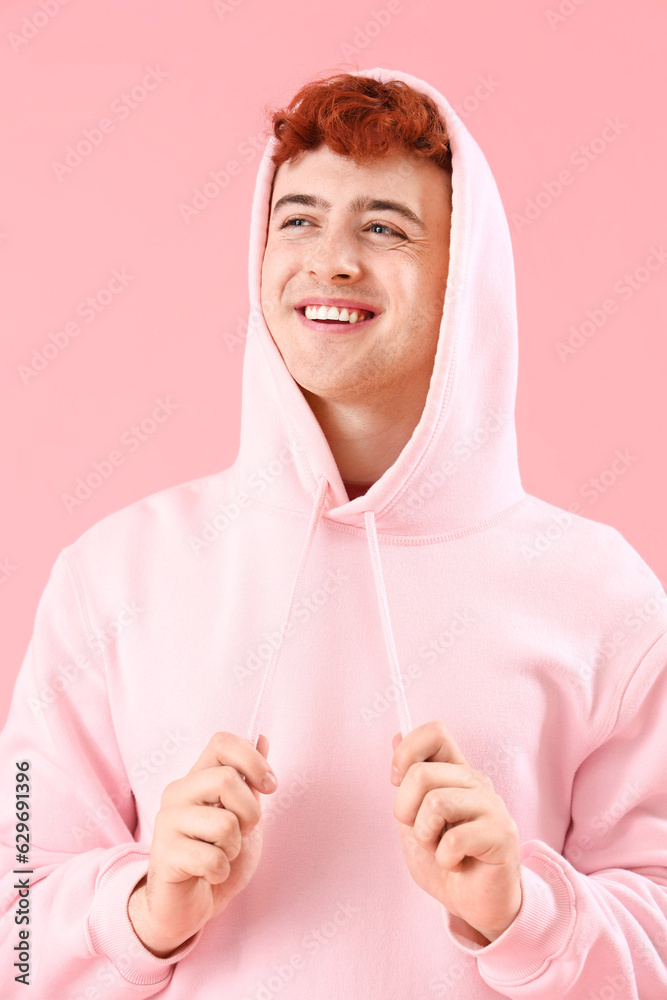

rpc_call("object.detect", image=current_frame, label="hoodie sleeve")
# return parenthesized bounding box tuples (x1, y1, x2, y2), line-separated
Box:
(0, 548, 204, 998)
(441, 627, 667, 998)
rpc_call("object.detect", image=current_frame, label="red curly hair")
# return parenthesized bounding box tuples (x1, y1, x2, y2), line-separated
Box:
(263, 71, 452, 176)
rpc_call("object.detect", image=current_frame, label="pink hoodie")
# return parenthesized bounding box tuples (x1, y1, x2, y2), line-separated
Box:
(2, 66, 667, 999)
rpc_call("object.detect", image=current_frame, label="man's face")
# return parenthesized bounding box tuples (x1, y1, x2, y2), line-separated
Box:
(260, 144, 452, 407)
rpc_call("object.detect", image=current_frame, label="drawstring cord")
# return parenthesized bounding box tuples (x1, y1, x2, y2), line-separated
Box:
(245, 475, 329, 749)
(245, 477, 413, 750)
(364, 510, 413, 740)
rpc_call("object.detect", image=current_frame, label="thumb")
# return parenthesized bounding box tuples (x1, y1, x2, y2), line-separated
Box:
(257, 733, 270, 760)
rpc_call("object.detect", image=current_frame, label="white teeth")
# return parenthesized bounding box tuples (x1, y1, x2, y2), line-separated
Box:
(304, 305, 370, 323)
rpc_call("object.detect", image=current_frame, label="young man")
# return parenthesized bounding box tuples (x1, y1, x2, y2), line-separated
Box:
(2, 67, 666, 999)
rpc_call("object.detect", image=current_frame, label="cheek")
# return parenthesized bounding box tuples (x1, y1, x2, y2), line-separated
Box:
(261, 264, 282, 315)
(262, 250, 298, 311)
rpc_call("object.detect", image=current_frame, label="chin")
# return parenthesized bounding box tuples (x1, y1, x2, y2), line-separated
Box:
(291, 369, 340, 395)
(300, 378, 371, 405)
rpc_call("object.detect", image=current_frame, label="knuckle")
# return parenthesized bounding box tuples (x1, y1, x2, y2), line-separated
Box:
(445, 787, 464, 811)
(413, 761, 430, 783)
(392, 799, 406, 823)
(160, 778, 180, 804)
(431, 787, 450, 810)
(208, 848, 230, 878)
(224, 838, 241, 862)
(154, 804, 175, 833)
(221, 831, 239, 858)
(217, 763, 237, 785)
(218, 805, 240, 839)
(212, 730, 232, 754)
(490, 793, 514, 831)
(505, 815, 520, 839)
(444, 823, 461, 845)
(221, 798, 255, 840)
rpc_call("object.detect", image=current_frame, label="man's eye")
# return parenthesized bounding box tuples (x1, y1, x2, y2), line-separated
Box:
(366, 223, 404, 237)
(281, 217, 312, 229)
(280, 218, 403, 238)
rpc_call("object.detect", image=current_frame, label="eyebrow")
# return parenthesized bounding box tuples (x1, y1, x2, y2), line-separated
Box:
(271, 193, 426, 232)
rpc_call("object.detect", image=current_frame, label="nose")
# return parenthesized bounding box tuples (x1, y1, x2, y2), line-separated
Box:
(304, 223, 363, 282)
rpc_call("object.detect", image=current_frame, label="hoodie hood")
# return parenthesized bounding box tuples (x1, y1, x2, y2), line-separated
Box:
(235, 65, 525, 536)
(234, 67, 527, 751)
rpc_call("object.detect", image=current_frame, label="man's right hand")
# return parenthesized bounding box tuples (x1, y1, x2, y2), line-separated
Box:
(128, 731, 277, 957)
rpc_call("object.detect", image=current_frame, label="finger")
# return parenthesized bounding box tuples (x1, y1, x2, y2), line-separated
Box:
(162, 766, 262, 833)
(390, 720, 468, 783)
(412, 786, 488, 853)
(159, 803, 243, 863)
(434, 815, 518, 871)
(393, 760, 490, 824)
(158, 832, 234, 886)
(186, 731, 277, 795)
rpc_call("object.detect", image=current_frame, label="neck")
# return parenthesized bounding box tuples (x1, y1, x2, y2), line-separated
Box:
(302, 378, 429, 482)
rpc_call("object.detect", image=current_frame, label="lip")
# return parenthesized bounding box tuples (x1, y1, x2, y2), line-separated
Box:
(294, 297, 382, 333)
(296, 307, 379, 333)
(294, 297, 381, 315)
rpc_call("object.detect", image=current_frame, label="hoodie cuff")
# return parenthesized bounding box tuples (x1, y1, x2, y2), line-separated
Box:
(441, 845, 576, 986)
(87, 851, 204, 988)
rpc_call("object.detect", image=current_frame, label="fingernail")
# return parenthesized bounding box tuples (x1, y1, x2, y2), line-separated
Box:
(391, 765, 401, 782)
(263, 771, 278, 791)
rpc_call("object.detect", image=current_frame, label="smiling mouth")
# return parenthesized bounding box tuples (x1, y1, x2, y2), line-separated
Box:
(296, 306, 377, 327)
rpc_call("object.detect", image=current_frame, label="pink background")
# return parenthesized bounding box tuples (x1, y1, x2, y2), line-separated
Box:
(1, 0, 665, 728)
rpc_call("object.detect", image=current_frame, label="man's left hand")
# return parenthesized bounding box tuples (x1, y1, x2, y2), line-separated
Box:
(390, 720, 522, 945)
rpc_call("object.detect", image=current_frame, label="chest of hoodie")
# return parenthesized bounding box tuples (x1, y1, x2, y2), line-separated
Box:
(87, 501, 622, 858)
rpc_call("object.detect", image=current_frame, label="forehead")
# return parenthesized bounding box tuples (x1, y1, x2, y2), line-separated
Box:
(269, 145, 451, 216)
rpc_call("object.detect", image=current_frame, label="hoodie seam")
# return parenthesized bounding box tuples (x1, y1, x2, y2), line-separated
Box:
(590, 627, 667, 755)
(240, 493, 530, 544)
(59, 548, 107, 673)
(380, 335, 461, 520)
(250, 329, 321, 496)
(60, 547, 127, 767)
(370, 117, 471, 522)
